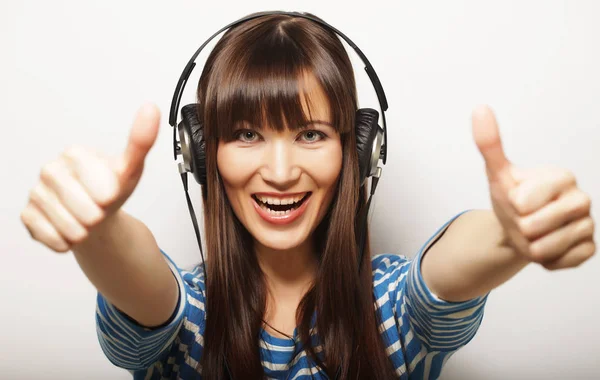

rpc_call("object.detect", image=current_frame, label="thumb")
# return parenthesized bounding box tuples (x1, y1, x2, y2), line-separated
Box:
(472, 105, 515, 187)
(118, 103, 161, 182)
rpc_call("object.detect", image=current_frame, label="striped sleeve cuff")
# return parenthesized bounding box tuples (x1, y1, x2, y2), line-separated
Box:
(95, 250, 188, 370)
(405, 210, 489, 352)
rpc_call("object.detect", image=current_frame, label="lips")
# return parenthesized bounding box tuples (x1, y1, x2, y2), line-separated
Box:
(251, 192, 312, 225)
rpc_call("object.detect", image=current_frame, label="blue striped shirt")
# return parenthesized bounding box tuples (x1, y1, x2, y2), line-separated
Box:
(96, 211, 488, 379)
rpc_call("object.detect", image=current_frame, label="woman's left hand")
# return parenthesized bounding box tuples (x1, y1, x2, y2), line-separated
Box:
(472, 105, 595, 270)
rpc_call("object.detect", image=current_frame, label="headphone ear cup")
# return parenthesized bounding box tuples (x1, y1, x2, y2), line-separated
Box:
(179, 103, 207, 187)
(355, 108, 380, 185)
(179, 105, 381, 188)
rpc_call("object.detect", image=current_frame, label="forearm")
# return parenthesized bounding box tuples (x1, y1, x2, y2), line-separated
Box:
(421, 209, 530, 302)
(72, 209, 178, 327)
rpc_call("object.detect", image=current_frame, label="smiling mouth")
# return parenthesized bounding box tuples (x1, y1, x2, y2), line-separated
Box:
(252, 192, 312, 214)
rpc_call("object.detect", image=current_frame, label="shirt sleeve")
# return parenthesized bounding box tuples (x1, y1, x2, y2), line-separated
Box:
(403, 209, 488, 353)
(373, 210, 489, 378)
(94, 249, 201, 370)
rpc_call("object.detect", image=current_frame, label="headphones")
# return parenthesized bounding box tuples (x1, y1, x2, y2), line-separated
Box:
(168, 10, 391, 379)
(169, 10, 388, 188)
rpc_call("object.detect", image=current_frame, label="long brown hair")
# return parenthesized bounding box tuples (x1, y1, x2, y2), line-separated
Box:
(196, 12, 396, 379)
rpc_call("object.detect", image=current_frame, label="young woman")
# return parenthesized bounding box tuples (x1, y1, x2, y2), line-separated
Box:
(20, 12, 595, 380)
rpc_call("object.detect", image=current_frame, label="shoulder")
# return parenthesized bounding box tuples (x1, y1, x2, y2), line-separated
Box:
(370, 253, 413, 298)
(159, 250, 207, 311)
(179, 262, 207, 294)
(371, 253, 412, 278)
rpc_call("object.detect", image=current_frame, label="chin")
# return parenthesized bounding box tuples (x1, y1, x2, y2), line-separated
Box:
(252, 227, 310, 252)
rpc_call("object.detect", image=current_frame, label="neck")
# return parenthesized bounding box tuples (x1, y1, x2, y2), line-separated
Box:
(255, 238, 318, 290)
(255, 239, 318, 319)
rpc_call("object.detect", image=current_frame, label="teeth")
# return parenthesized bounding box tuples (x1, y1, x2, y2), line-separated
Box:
(258, 201, 299, 216)
(256, 193, 306, 205)
(259, 202, 289, 215)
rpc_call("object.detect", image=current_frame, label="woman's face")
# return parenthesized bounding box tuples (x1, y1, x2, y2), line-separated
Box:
(217, 74, 343, 251)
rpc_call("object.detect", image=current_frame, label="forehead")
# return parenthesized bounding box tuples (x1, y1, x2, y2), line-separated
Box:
(252, 71, 332, 131)
(209, 62, 347, 141)
(223, 70, 335, 136)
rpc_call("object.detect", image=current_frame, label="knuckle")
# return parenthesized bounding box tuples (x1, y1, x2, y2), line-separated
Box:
(68, 227, 89, 245)
(565, 242, 595, 269)
(579, 192, 592, 210)
(584, 241, 596, 260)
(39, 161, 60, 183)
(59, 216, 89, 243)
(20, 209, 36, 239)
(63, 144, 85, 160)
(42, 233, 65, 253)
(46, 231, 71, 252)
(28, 184, 44, 205)
(580, 217, 595, 236)
(53, 240, 71, 253)
(96, 180, 120, 207)
(510, 193, 527, 214)
(516, 218, 534, 239)
(542, 263, 559, 271)
(528, 243, 545, 262)
(85, 208, 106, 227)
(573, 257, 587, 268)
(20, 207, 31, 226)
(566, 192, 591, 219)
(563, 169, 577, 186)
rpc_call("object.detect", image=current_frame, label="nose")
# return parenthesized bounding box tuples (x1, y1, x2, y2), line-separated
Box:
(259, 139, 301, 189)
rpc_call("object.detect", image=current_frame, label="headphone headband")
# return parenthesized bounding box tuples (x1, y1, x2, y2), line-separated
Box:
(168, 10, 389, 164)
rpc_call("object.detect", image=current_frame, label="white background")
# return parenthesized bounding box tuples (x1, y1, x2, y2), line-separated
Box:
(1, 1, 599, 379)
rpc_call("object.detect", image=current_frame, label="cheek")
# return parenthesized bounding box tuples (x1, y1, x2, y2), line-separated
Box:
(217, 145, 254, 188)
(217, 145, 256, 218)
(311, 142, 343, 187)
(304, 142, 343, 209)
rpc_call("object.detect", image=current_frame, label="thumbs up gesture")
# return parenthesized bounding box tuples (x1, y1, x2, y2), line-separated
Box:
(20, 104, 161, 253)
(472, 105, 595, 270)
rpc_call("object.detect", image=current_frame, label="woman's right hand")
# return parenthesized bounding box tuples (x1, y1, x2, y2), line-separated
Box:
(20, 103, 161, 253)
